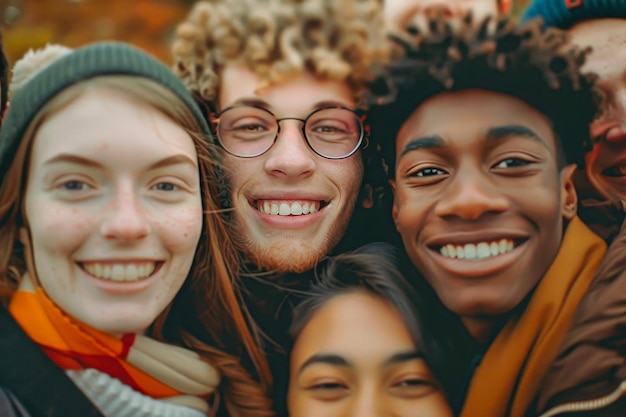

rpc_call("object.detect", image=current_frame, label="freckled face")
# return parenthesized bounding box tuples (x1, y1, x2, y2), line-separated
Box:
(24, 88, 203, 335)
(288, 291, 453, 417)
(391, 90, 577, 319)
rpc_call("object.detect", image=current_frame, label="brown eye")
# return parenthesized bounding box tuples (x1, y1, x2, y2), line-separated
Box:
(306, 380, 350, 401)
(493, 158, 530, 169)
(391, 377, 439, 399)
(410, 167, 447, 177)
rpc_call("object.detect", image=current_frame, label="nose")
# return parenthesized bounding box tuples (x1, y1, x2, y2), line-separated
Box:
(435, 171, 509, 220)
(263, 120, 316, 180)
(100, 189, 150, 241)
(349, 390, 389, 417)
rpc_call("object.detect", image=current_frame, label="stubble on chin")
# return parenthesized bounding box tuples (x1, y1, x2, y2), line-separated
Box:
(232, 219, 348, 275)
(243, 238, 330, 274)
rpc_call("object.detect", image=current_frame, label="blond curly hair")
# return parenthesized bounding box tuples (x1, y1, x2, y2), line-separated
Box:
(172, 0, 389, 104)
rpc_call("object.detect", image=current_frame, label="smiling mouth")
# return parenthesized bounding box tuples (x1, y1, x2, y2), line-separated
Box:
(79, 262, 162, 282)
(254, 199, 328, 216)
(432, 238, 528, 260)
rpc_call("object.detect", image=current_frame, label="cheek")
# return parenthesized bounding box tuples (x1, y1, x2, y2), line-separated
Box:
(394, 190, 426, 233)
(333, 157, 363, 195)
(223, 154, 254, 189)
(25, 200, 94, 255)
(152, 205, 203, 254)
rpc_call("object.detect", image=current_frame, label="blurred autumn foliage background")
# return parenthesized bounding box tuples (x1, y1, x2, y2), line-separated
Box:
(1, 0, 531, 68)
(0, 0, 195, 67)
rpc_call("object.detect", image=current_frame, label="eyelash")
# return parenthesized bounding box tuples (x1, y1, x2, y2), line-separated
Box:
(308, 381, 348, 391)
(150, 181, 181, 192)
(406, 156, 534, 179)
(492, 158, 531, 169)
(408, 167, 447, 177)
(61, 180, 92, 191)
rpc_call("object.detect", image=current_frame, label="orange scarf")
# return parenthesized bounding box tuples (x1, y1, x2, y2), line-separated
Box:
(460, 216, 607, 417)
(8, 278, 219, 412)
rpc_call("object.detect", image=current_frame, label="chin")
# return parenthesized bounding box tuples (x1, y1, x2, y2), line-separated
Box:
(247, 244, 325, 274)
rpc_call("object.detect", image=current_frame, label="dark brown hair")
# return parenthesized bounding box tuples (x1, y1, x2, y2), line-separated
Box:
(290, 243, 471, 411)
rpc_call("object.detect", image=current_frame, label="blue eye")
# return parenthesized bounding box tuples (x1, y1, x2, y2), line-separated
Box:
(152, 183, 178, 191)
(63, 180, 90, 191)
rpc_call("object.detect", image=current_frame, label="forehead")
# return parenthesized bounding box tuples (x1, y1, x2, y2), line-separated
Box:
(293, 292, 414, 359)
(218, 65, 355, 113)
(383, 0, 499, 20)
(396, 89, 555, 150)
(32, 88, 195, 158)
(569, 19, 626, 85)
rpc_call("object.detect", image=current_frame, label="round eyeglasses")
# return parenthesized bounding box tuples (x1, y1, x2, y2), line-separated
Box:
(211, 105, 366, 159)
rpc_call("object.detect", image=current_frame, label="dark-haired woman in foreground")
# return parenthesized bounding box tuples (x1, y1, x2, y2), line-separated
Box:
(287, 244, 454, 417)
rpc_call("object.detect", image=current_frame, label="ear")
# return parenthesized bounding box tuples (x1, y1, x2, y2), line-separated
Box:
(389, 179, 399, 229)
(560, 164, 578, 220)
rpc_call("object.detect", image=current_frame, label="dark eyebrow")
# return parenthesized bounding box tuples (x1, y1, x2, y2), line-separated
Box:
(486, 125, 547, 148)
(384, 350, 424, 367)
(400, 135, 445, 157)
(298, 354, 351, 375)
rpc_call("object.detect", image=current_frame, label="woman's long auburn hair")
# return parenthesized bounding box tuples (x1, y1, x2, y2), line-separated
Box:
(0, 76, 273, 417)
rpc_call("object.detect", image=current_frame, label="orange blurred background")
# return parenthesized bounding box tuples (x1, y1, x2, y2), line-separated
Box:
(1, 0, 531, 68)
(1, 0, 193, 66)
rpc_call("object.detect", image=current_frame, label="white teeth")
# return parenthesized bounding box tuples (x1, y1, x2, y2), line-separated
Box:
(439, 239, 518, 260)
(279, 203, 290, 216)
(464, 244, 477, 259)
(291, 202, 303, 215)
(111, 265, 125, 282)
(476, 242, 490, 259)
(82, 262, 156, 282)
(490, 241, 499, 256)
(256, 200, 322, 216)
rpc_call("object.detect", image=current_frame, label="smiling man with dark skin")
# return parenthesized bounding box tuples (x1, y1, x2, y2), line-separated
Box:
(392, 89, 577, 342)
(367, 15, 626, 416)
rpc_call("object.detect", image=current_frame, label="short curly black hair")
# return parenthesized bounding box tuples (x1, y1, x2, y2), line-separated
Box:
(364, 14, 602, 179)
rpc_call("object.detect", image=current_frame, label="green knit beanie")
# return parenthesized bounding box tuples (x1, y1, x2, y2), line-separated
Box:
(0, 41, 213, 179)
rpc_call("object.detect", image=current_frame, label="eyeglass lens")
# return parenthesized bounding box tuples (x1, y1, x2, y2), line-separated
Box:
(216, 106, 362, 158)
